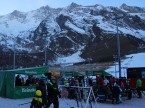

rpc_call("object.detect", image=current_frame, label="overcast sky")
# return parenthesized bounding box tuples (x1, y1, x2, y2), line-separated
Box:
(0, 0, 145, 15)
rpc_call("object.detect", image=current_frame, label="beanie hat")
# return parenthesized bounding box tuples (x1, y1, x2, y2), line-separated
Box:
(36, 90, 42, 96)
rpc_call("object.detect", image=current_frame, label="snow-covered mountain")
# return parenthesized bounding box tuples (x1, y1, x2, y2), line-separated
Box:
(0, 3, 145, 68)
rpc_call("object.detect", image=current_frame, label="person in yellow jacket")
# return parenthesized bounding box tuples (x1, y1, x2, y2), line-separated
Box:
(30, 90, 43, 108)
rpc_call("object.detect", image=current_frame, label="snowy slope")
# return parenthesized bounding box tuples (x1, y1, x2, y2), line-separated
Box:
(55, 50, 85, 66)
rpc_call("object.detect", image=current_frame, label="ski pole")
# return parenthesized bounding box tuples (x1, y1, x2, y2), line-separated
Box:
(75, 88, 79, 108)
(18, 102, 31, 106)
(89, 100, 93, 108)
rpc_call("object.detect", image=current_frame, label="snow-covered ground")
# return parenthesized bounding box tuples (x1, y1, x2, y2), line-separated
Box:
(0, 96, 145, 108)
(106, 52, 145, 78)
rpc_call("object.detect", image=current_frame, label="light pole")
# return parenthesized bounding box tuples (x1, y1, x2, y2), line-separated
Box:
(113, 55, 117, 77)
(44, 45, 47, 66)
(44, 36, 50, 66)
(116, 18, 121, 78)
(111, 10, 129, 78)
(112, 12, 126, 78)
(13, 37, 16, 69)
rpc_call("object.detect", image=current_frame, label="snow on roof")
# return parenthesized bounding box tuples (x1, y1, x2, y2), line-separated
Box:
(106, 52, 145, 78)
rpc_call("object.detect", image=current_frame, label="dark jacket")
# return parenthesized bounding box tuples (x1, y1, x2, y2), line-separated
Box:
(15, 75, 22, 86)
(47, 81, 60, 99)
(36, 80, 47, 106)
(36, 80, 47, 98)
(112, 85, 120, 97)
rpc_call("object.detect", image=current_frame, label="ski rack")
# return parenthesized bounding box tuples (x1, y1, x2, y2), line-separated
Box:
(59, 85, 97, 108)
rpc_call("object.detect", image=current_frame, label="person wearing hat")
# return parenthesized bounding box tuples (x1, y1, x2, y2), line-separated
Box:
(46, 76, 61, 108)
(30, 90, 42, 108)
(36, 78, 47, 108)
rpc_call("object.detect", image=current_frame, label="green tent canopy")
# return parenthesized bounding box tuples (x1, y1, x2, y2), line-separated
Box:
(60, 71, 84, 77)
(0, 66, 48, 99)
(86, 70, 112, 76)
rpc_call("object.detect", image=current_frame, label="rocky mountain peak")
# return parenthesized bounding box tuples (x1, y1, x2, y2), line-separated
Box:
(67, 2, 81, 10)
(38, 5, 51, 10)
(94, 4, 105, 10)
(120, 3, 145, 13)
(10, 10, 25, 18)
(70, 2, 80, 7)
(120, 3, 128, 9)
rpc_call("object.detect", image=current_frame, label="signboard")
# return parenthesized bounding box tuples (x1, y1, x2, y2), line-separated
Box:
(14, 86, 36, 98)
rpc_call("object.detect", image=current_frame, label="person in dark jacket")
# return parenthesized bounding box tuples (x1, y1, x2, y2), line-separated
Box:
(15, 74, 22, 86)
(46, 77, 61, 108)
(36, 79, 47, 108)
(25, 76, 32, 86)
(112, 83, 121, 104)
(97, 84, 106, 102)
(126, 83, 132, 100)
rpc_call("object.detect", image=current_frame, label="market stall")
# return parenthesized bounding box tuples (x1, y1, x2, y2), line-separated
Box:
(0, 66, 48, 99)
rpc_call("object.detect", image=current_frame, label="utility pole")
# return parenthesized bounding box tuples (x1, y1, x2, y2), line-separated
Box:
(45, 45, 47, 66)
(13, 37, 16, 69)
(116, 17, 121, 78)
(113, 55, 117, 77)
(45, 35, 50, 66)
(111, 11, 124, 78)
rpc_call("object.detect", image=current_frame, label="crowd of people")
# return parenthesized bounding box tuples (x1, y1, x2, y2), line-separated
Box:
(15, 74, 44, 86)
(90, 76, 143, 103)
(15, 73, 143, 108)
